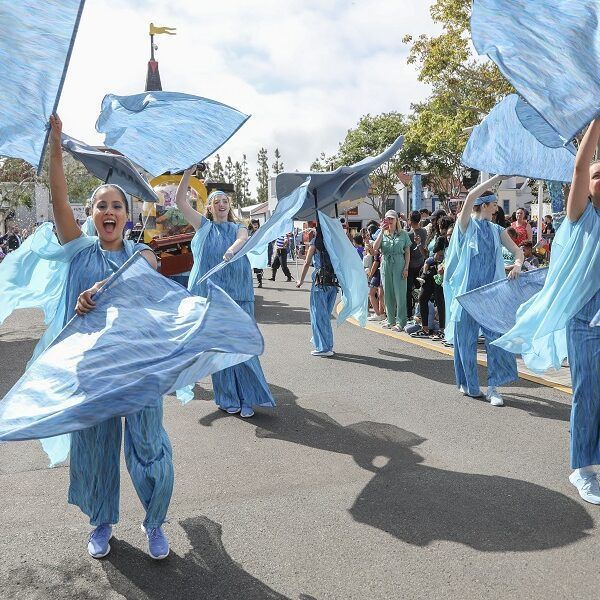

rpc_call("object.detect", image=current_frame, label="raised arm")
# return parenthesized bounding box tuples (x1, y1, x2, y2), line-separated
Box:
(567, 118, 600, 222)
(175, 167, 203, 230)
(48, 115, 82, 244)
(458, 174, 504, 234)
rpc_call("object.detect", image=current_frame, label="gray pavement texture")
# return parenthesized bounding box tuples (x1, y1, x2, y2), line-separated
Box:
(0, 281, 596, 600)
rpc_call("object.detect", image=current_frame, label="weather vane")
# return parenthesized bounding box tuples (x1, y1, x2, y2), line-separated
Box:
(146, 22, 176, 92)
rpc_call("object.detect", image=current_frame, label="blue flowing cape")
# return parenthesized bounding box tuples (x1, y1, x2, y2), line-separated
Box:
(317, 211, 368, 326)
(493, 203, 600, 372)
(276, 137, 404, 221)
(457, 268, 548, 335)
(0, 253, 262, 447)
(472, 0, 600, 144)
(443, 218, 506, 344)
(462, 95, 575, 182)
(96, 92, 250, 176)
(0, 1, 85, 171)
(197, 181, 309, 285)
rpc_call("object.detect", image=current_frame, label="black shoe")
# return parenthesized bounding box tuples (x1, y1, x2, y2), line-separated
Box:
(258, 282, 263, 288)
(286, 277, 292, 282)
(268, 277, 275, 281)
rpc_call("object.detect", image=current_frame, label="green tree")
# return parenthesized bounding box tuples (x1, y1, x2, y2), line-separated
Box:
(402, 0, 513, 200)
(224, 156, 234, 184)
(232, 161, 244, 208)
(256, 147, 269, 203)
(272, 148, 284, 175)
(241, 154, 251, 205)
(336, 112, 408, 218)
(211, 154, 225, 181)
(310, 151, 336, 172)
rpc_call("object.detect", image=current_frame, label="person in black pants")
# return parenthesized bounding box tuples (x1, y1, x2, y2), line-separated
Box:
(406, 211, 428, 321)
(248, 219, 263, 288)
(269, 234, 293, 281)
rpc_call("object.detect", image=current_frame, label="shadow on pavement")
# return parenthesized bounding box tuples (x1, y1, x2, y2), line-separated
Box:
(0, 339, 38, 396)
(102, 516, 315, 600)
(202, 385, 591, 552)
(254, 296, 311, 325)
(333, 350, 571, 422)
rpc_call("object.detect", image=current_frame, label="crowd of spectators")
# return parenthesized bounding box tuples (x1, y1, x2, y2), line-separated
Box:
(0, 225, 30, 263)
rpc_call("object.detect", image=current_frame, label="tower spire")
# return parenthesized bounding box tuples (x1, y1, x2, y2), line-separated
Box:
(145, 22, 176, 92)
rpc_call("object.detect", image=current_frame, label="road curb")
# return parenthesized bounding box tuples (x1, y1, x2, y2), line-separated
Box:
(344, 314, 573, 395)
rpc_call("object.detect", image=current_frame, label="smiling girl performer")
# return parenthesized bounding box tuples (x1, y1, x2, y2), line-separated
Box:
(47, 115, 173, 561)
(444, 176, 524, 407)
(175, 168, 275, 418)
(494, 119, 600, 503)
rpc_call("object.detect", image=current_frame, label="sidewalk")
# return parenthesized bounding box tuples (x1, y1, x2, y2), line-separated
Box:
(347, 315, 573, 395)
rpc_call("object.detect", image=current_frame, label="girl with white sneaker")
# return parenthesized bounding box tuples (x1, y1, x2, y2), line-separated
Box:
(444, 176, 524, 407)
(175, 168, 275, 417)
(296, 225, 338, 357)
(494, 119, 600, 502)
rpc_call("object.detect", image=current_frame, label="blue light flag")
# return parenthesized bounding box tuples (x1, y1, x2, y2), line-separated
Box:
(456, 268, 548, 335)
(275, 136, 404, 221)
(462, 95, 576, 183)
(61, 134, 159, 202)
(0, 253, 264, 443)
(0, 1, 86, 172)
(318, 211, 369, 326)
(96, 92, 250, 176)
(472, 0, 600, 143)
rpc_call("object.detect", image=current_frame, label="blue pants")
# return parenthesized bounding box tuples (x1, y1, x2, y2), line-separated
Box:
(310, 284, 337, 352)
(568, 289, 600, 469)
(454, 310, 517, 396)
(68, 403, 173, 528)
(212, 301, 275, 410)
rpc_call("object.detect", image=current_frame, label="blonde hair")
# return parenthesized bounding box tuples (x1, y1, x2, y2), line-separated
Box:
(205, 190, 237, 223)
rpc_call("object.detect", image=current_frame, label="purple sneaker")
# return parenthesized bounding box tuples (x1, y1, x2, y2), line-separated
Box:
(142, 524, 169, 560)
(88, 524, 112, 558)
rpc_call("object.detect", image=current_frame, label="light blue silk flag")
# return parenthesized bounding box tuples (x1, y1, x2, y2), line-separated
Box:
(198, 181, 310, 284)
(457, 268, 548, 335)
(0, 253, 263, 443)
(493, 203, 600, 372)
(318, 211, 369, 326)
(96, 92, 250, 176)
(592, 310, 600, 327)
(412, 174, 422, 211)
(276, 136, 404, 221)
(462, 95, 576, 182)
(0, 1, 86, 171)
(472, 0, 600, 143)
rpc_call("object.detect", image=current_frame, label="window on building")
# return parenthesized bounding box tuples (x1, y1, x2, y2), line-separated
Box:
(503, 199, 510, 214)
(385, 197, 395, 211)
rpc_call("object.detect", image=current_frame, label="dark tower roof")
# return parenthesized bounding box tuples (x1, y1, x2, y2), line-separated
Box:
(145, 58, 162, 91)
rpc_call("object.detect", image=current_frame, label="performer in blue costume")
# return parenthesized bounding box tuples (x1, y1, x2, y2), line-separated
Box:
(494, 119, 600, 504)
(296, 226, 338, 357)
(444, 175, 524, 407)
(44, 116, 173, 560)
(175, 168, 275, 418)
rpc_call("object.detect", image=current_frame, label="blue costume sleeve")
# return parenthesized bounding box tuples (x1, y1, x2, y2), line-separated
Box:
(443, 219, 506, 344)
(462, 94, 575, 182)
(81, 216, 97, 236)
(317, 211, 369, 326)
(0, 254, 264, 445)
(493, 203, 600, 372)
(95, 92, 250, 177)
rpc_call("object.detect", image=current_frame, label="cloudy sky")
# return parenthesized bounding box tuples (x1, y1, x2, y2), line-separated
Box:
(60, 0, 439, 184)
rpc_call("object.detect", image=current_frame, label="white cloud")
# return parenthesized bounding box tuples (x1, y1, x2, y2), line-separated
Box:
(59, 0, 439, 190)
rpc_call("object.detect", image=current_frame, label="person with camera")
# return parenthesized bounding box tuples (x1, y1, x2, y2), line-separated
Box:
(373, 210, 411, 331)
(296, 223, 338, 357)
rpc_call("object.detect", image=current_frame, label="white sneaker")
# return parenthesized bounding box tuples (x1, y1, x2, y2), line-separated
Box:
(367, 314, 384, 321)
(381, 321, 391, 329)
(391, 325, 401, 332)
(311, 350, 334, 357)
(486, 387, 504, 406)
(569, 470, 600, 505)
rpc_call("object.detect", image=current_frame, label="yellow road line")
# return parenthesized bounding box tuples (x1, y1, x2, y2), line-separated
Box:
(345, 313, 573, 395)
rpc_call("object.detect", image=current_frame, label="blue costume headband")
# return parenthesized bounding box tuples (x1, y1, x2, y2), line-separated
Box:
(473, 194, 497, 206)
(207, 190, 229, 202)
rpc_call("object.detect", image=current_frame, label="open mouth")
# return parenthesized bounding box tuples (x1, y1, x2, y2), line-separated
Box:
(103, 219, 116, 234)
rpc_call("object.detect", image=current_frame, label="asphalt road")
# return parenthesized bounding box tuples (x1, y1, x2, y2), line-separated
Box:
(0, 280, 596, 600)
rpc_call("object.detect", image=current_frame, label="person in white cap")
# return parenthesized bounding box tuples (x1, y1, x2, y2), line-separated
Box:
(373, 210, 411, 331)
